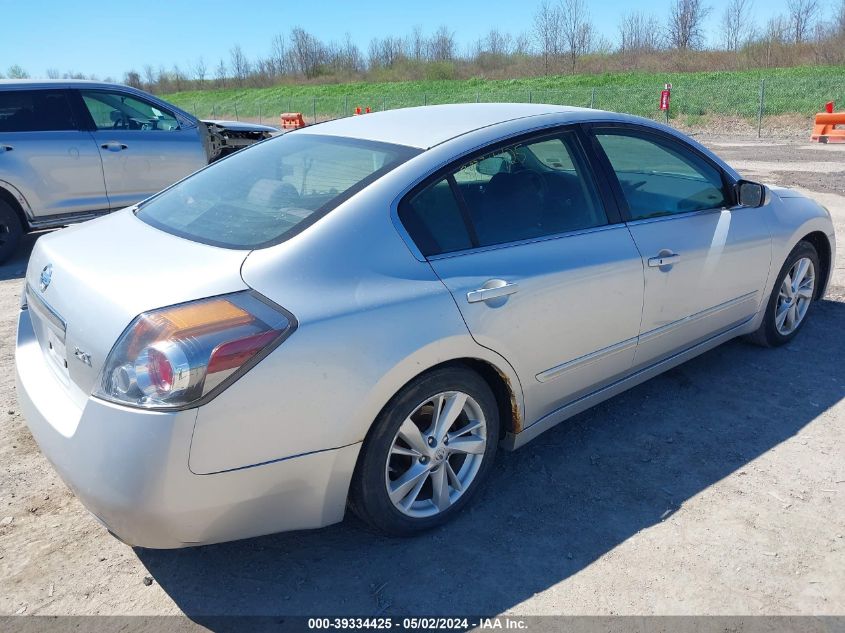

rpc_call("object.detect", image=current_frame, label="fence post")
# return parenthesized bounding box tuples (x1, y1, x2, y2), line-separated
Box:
(383, 97, 386, 111)
(757, 79, 766, 139)
(590, 88, 596, 109)
(345, 94, 349, 117)
(528, 90, 532, 104)
(212, 104, 216, 118)
(312, 96, 317, 124)
(424, 93, 427, 106)
(258, 104, 262, 124)
(476, 92, 479, 103)
(234, 103, 239, 121)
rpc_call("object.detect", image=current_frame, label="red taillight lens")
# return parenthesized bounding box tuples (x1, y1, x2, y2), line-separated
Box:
(207, 331, 280, 375)
(148, 347, 174, 392)
(95, 292, 295, 409)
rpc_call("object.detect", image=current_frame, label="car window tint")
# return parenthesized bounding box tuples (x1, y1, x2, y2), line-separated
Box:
(80, 90, 181, 131)
(137, 133, 418, 249)
(400, 179, 473, 256)
(0, 90, 76, 132)
(595, 132, 728, 220)
(455, 134, 607, 248)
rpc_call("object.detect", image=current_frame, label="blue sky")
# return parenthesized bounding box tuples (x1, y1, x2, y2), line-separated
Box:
(2, 0, 795, 80)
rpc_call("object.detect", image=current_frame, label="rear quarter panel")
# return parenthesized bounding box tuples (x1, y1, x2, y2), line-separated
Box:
(188, 169, 523, 475)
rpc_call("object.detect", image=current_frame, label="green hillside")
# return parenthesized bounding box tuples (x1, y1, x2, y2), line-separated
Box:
(163, 66, 845, 124)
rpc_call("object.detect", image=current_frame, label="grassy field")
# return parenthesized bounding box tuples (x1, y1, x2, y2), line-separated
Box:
(163, 66, 845, 125)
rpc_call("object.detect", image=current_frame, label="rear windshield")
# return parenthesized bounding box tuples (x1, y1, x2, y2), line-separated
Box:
(136, 133, 419, 249)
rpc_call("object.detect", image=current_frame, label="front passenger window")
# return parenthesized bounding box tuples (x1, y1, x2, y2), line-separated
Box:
(595, 132, 728, 220)
(80, 90, 181, 131)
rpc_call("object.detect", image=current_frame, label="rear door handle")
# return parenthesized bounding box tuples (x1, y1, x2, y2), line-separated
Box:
(467, 281, 519, 303)
(101, 142, 128, 151)
(0, 145, 12, 152)
(648, 252, 681, 267)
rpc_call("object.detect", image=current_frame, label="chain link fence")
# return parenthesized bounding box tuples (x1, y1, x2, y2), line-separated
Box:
(174, 75, 845, 137)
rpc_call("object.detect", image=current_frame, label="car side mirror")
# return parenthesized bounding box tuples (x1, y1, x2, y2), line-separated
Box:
(735, 180, 765, 207)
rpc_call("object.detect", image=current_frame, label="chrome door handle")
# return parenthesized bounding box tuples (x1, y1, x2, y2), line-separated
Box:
(0, 145, 12, 152)
(467, 281, 519, 303)
(648, 253, 681, 267)
(101, 142, 128, 151)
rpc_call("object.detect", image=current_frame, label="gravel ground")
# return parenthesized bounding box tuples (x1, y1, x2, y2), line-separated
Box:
(0, 137, 843, 619)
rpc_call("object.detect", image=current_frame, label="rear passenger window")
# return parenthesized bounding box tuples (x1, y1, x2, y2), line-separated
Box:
(455, 134, 606, 248)
(400, 179, 473, 257)
(0, 90, 76, 132)
(400, 132, 607, 256)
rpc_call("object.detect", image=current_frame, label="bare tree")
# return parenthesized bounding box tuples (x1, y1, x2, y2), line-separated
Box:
(270, 34, 287, 76)
(368, 36, 406, 68)
(192, 57, 207, 86)
(534, 0, 562, 72)
(289, 27, 325, 78)
(721, 0, 754, 51)
(618, 11, 662, 54)
(124, 70, 142, 89)
(229, 45, 250, 86)
(485, 28, 513, 56)
(559, 0, 594, 72)
(46, 68, 60, 79)
(215, 59, 227, 87)
(428, 25, 456, 61)
(6, 65, 29, 79)
(408, 25, 426, 60)
(171, 64, 186, 92)
(787, 0, 819, 42)
(838, 0, 845, 35)
(513, 31, 533, 56)
(667, 0, 712, 49)
(142, 64, 156, 90)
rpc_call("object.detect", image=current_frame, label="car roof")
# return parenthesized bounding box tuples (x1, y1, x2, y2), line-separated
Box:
(0, 79, 135, 90)
(296, 103, 625, 149)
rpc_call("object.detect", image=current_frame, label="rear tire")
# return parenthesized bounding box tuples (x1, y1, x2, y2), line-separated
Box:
(349, 367, 499, 536)
(748, 240, 819, 347)
(0, 200, 23, 264)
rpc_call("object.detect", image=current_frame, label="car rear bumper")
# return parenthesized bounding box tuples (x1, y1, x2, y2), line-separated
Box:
(15, 307, 359, 549)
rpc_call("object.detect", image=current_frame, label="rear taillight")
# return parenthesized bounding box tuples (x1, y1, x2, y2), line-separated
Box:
(95, 291, 295, 409)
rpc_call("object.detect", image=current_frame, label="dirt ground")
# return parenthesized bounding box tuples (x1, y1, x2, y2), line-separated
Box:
(0, 136, 843, 620)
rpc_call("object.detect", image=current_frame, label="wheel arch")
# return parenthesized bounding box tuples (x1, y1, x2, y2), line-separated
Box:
(0, 181, 31, 229)
(363, 355, 524, 448)
(799, 231, 832, 299)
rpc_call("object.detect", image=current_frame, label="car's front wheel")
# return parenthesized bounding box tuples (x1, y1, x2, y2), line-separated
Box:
(0, 200, 23, 265)
(349, 367, 499, 535)
(749, 240, 820, 347)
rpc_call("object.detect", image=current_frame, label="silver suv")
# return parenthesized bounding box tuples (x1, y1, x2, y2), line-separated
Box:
(0, 80, 276, 262)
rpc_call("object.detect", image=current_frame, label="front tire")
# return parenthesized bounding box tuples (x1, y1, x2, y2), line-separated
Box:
(0, 200, 23, 264)
(748, 240, 819, 347)
(349, 367, 499, 536)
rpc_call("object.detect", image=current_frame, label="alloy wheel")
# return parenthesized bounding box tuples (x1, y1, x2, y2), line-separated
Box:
(385, 391, 487, 518)
(775, 256, 815, 336)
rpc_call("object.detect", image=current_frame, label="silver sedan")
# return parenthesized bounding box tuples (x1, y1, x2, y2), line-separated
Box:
(15, 104, 836, 548)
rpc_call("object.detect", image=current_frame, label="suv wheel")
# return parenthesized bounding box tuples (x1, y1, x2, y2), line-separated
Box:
(0, 200, 23, 264)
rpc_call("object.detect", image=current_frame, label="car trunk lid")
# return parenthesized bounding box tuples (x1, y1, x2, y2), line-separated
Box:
(24, 209, 250, 397)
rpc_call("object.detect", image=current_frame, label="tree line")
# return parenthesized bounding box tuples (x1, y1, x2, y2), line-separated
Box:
(4, 0, 845, 91)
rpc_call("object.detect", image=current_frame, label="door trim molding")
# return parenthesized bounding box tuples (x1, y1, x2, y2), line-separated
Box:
(638, 290, 758, 344)
(535, 290, 757, 384)
(536, 336, 638, 383)
(503, 314, 756, 451)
